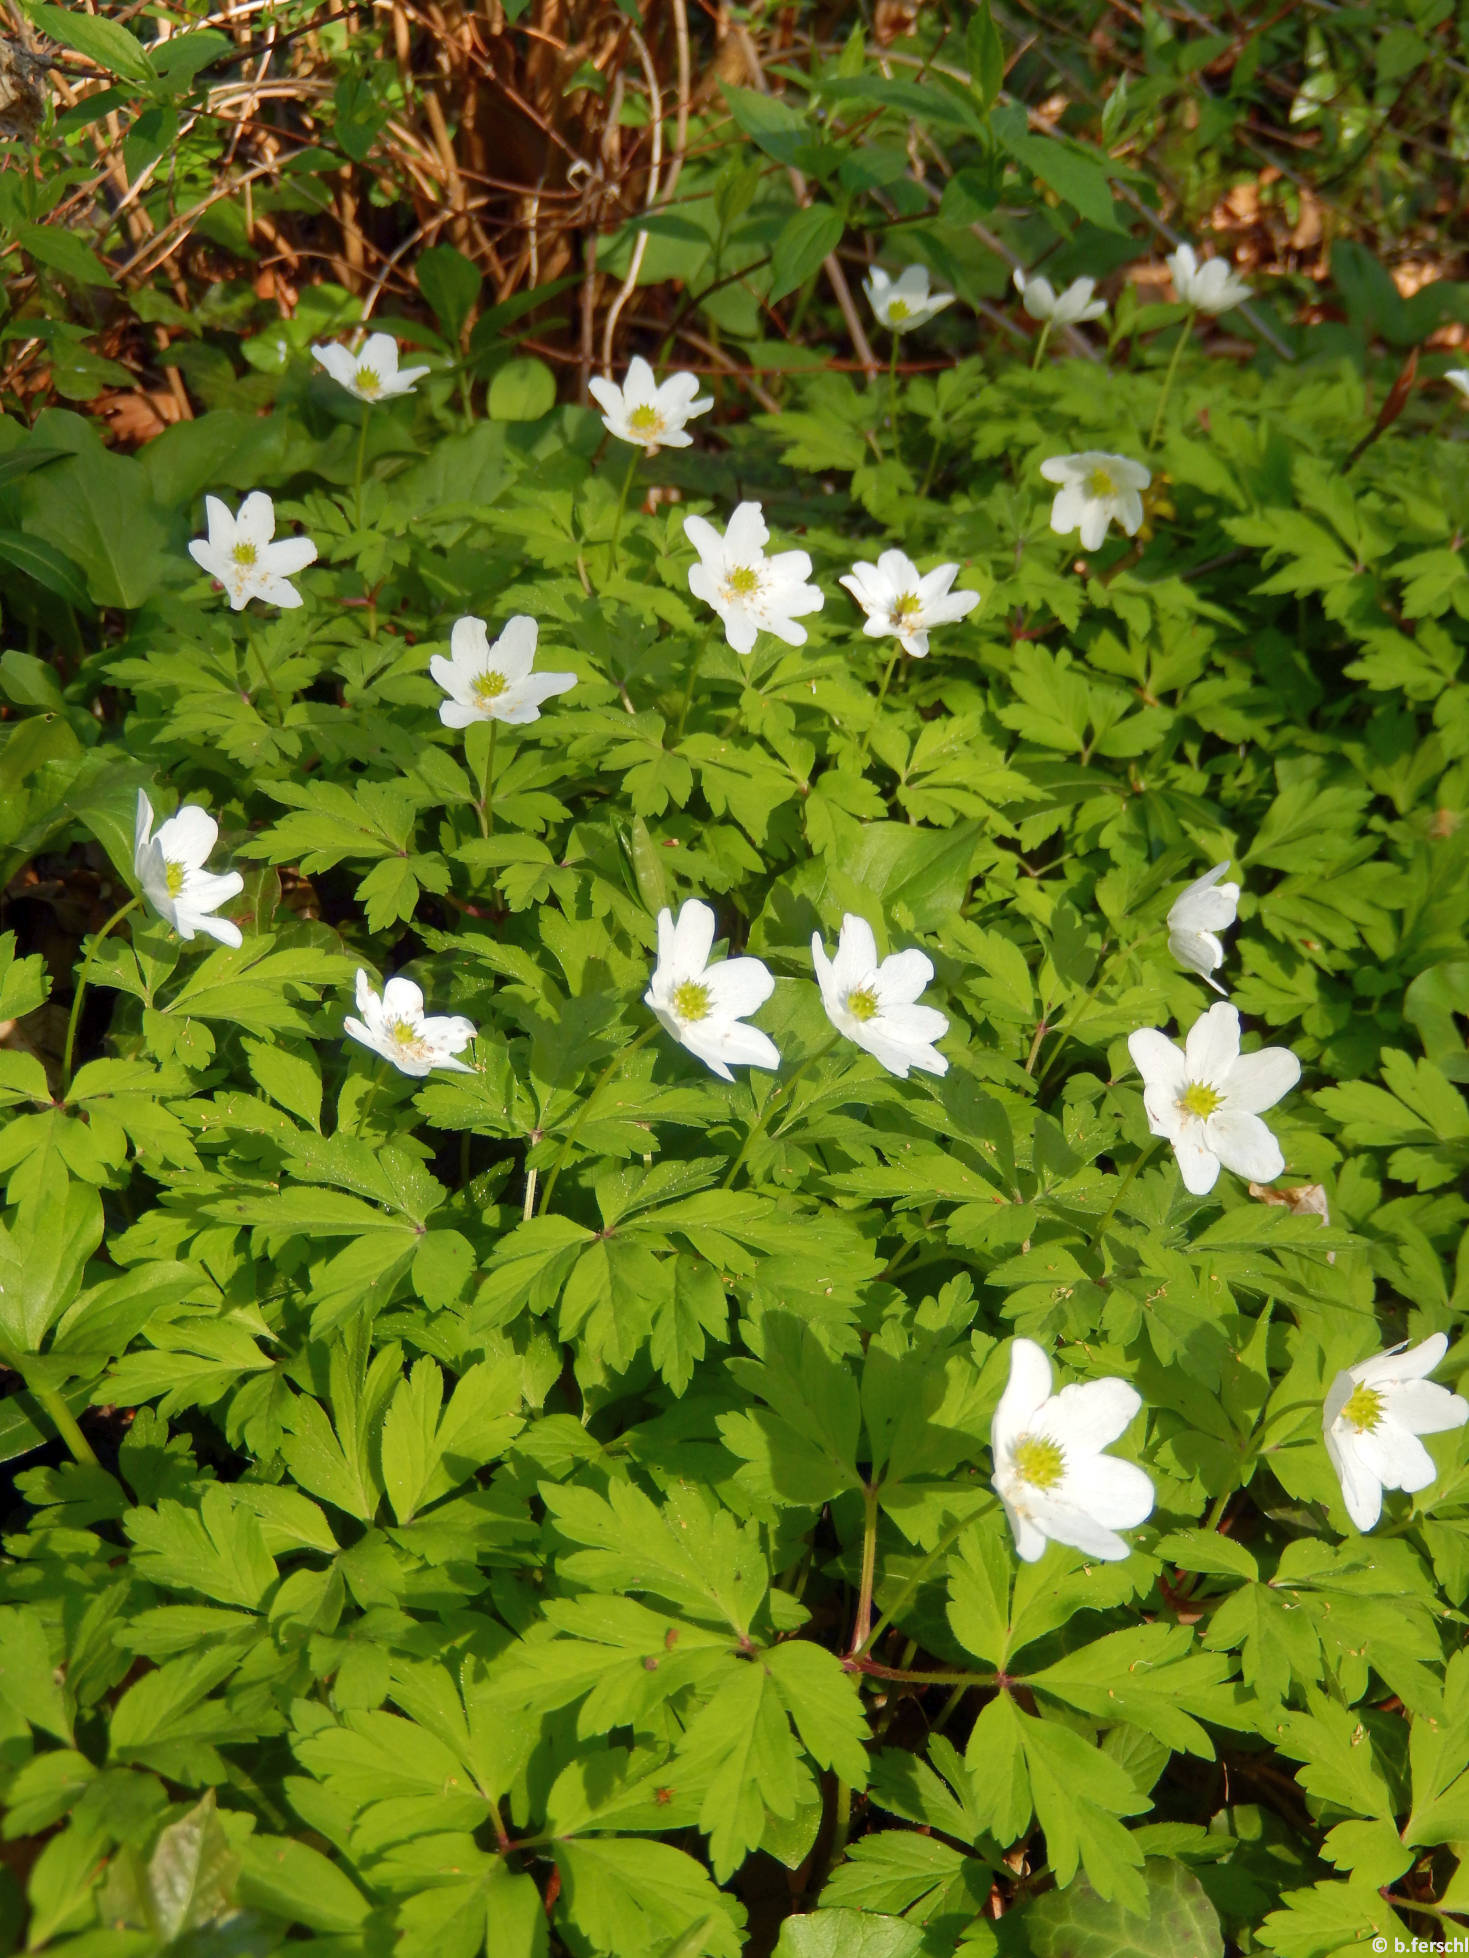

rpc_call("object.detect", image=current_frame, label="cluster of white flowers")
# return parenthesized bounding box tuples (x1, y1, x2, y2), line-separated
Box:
(990, 1325, 1466, 1564)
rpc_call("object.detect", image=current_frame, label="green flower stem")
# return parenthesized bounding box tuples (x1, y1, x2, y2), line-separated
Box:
(0, 1345, 98, 1467)
(848, 1482, 881, 1656)
(1030, 320, 1054, 371)
(849, 1657, 1001, 1687)
(246, 626, 287, 725)
(540, 1021, 660, 1213)
(1148, 309, 1195, 449)
(886, 329, 901, 459)
(353, 408, 371, 532)
(1094, 1137, 1160, 1242)
(672, 643, 703, 743)
(477, 719, 498, 838)
(606, 444, 641, 582)
(60, 894, 141, 1098)
(720, 1033, 841, 1190)
(856, 1497, 995, 1660)
(854, 649, 901, 769)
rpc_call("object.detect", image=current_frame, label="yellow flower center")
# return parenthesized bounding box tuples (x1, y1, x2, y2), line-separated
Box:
(891, 593, 923, 624)
(846, 985, 880, 1023)
(888, 298, 911, 321)
(390, 1020, 418, 1046)
(473, 670, 508, 702)
(725, 565, 760, 600)
(231, 541, 258, 567)
(164, 860, 186, 898)
(1086, 466, 1117, 499)
(356, 365, 381, 396)
(628, 403, 663, 435)
(1178, 1082, 1223, 1119)
(672, 980, 711, 1023)
(1340, 1383, 1384, 1433)
(1012, 1434, 1065, 1490)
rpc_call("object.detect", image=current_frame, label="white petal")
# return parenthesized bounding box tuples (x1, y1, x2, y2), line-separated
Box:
(380, 976, 425, 1023)
(1072, 1453, 1154, 1530)
(1173, 1130, 1221, 1195)
(992, 1339, 1053, 1457)
(1127, 1027, 1186, 1097)
(1356, 1421, 1437, 1497)
(491, 614, 539, 682)
(1329, 1432, 1384, 1531)
(1024, 1492, 1133, 1562)
(723, 501, 768, 560)
(154, 804, 220, 868)
(872, 948, 934, 1007)
(1223, 1045, 1300, 1115)
(670, 899, 716, 977)
(833, 916, 880, 991)
(1204, 1109, 1284, 1184)
(1183, 1001, 1240, 1083)
(1037, 1375, 1140, 1455)
(1353, 1334, 1447, 1388)
(1386, 1378, 1469, 1437)
(704, 956, 775, 1019)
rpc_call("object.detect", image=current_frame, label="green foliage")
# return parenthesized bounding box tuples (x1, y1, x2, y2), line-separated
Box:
(3, 4, 1469, 1955)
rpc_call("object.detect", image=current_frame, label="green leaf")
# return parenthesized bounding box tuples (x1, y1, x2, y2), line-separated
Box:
(237, 1835, 371, 1933)
(0, 1606, 72, 1741)
(419, 244, 482, 343)
(141, 1791, 240, 1943)
(768, 204, 845, 305)
(489, 357, 556, 421)
(991, 104, 1121, 231)
(0, 528, 92, 608)
(33, 3, 154, 84)
(966, 4, 1005, 112)
(772, 1908, 924, 1958)
(1019, 1859, 1224, 1957)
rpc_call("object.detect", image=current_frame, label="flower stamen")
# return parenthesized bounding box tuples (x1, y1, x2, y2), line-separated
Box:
(1012, 1434, 1066, 1490)
(724, 565, 761, 601)
(1340, 1384, 1384, 1433)
(1178, 1081, 1223, 1119)
(846, 985, 880, 1023)
(473, 670, 508, 702)
(1086, 466, 1117, 499)
(672, 980, 711, 1023)
(164, 860, 186, 898)
(230, 541, 258, 567)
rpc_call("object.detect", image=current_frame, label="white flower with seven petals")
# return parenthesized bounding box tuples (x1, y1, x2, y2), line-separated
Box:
(683, 501, 824, 656)
(344, 971, 476, 1077)
(811, 915, 948, 1079)
(188, 492, 317, 611)
(429, 615, 576, 729)
(1167, 861, 1240, 994)
(862, 263, 954, 334)
(1323, 1334, 1468, 1533)
(588, 356, 712, 454)
(991, 1337, 1155, 1563)
(1040, 451, 1151, 552)
(1013, 268, 1107, 327)
(645, 899, 779, 1083)
(133, 790, 244, 950)
(838, 550, 979, 658)
(1165, 243, 1252, 316)
(1128, 1002, 1299, 1197)
(312, 331, 429, 402)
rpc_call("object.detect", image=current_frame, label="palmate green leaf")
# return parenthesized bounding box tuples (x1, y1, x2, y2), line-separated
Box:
(772, 1907, 926, 1958)
(1024, 1622, 1246, 1753)
(124, 1485, 278, 1610)
(821, 1830, 986, 1924)
(0, 1606, 73, 1743)
(0, 1160, 103, 1356)
(554, 1836, 743, 1958)
(720, 1312, 864, 1507)
(544, 1479, 768, 1636)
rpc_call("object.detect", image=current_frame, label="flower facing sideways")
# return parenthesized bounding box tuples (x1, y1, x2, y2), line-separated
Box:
(1040, 451, 1151, 552)
(1165, 243, 1252, 316)
(838, 550, 979, 658)
(312, 331, 429, 402)
(991, 1337, 1155, 1562)
(344, 971, 476, 1077)
(683, 501, 823, 656)
(645, 899, 779, 1083)
(588, 355, 712, 453)
(430, 615, 577, 728)
(188, 492, 317, 611)
(811, 914, 948, 1079)
(133, 790, 244, 949)
(1013, 268, 1107, 327)
(1167, 861, 1241, 993)
(862, 263, 954, 334)
(1128, 1001, 1300, 1197)
(1324, 1334, 1468, 1532)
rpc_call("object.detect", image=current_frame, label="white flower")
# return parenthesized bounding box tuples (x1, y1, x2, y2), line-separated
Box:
(837, 549, 979, 658)
(1012, 268, 1107, 328)
(811, 914, 948, 1079)
(1165, 243, 1252, 315)
(344, 971, 476, 1077)
(862, 263, 954, 335)
(683, 501, 824, 656)
(644, 899, 779, 1083)
(1446, 369, 1469, 402)
(588, 355, 712, 454)
(1040, 451, 1150, 552)
(991, 1338, 1154, 1563)
(1324, 1334, 1468, 1532)
(133, 790, 244, 950)
(1167, 861, 1240, 994)
(311, 331, 429, 402)
(187, 491, 317, 611)
(429, 615, 576, 729)
(1127, 1001, 1300, 1198)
